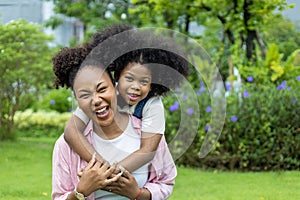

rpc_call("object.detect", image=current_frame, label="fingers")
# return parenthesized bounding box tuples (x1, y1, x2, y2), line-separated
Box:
(121, 169, 131, 179)
(77, 167, 84, 178)
(85, 152, 97, 170)
(106, 172, 122, 185)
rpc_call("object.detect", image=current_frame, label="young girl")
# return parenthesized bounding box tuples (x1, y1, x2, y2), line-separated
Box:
(61, 24, 189, 172)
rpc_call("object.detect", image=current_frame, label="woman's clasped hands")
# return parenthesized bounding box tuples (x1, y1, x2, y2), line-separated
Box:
(76, 152, 140, 199)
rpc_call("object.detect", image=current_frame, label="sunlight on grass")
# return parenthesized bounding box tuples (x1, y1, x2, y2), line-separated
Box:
(1, 137, 299, 199)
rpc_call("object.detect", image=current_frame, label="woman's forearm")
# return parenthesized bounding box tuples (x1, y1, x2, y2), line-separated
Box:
(64, 115, 94, 162)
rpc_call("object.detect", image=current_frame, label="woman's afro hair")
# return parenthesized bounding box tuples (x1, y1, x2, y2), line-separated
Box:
(52, 23, 133, 89)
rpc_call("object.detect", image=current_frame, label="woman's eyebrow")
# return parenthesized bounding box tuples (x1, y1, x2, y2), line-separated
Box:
(78, 89, 90, 93)
(96, 81, 104, 88)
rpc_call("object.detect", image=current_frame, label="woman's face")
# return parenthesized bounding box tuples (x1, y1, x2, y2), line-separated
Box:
(74, 66, 117, 127)
(117, 62, 152, 106)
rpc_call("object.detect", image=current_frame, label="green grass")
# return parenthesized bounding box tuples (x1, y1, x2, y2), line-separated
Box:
(0, 137, 56, 200)
(1, 137, 299, 200)
(170, 168, 300, 200)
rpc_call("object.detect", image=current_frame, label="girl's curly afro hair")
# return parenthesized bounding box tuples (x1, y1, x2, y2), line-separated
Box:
(111, 30, 190, 96)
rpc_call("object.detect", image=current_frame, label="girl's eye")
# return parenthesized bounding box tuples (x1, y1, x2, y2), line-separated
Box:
(125, 76, 134, 81)
(141, 80, 149, 85)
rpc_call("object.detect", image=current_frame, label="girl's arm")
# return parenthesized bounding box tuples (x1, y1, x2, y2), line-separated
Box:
(64, 114, 104, 163)
(118, 97, 165, 172)
(118, 132, 162, 172)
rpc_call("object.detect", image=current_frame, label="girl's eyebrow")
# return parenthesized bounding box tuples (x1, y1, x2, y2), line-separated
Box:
(125, 72, 151, 79)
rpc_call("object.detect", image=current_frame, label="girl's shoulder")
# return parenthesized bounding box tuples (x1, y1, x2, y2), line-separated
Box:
(144, 96, 163, 108)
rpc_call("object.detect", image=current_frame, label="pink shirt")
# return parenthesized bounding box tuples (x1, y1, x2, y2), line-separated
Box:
(52, 115, 177, 200)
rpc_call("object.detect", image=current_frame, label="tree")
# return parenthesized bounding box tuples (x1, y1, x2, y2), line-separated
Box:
(0, 19, 54, 140)
(262, 14, 300, 61)
(49, 0, 294, 64)
(47, 0, 131, 41)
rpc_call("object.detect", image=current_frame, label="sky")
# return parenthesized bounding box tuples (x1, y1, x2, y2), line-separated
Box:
(283, 0, 300, 22)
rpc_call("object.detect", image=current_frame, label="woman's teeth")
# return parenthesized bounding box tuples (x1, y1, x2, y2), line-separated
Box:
(96, 107, 107, 114)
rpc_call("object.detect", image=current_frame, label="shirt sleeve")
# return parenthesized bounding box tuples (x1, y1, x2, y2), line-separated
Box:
(141, 97, 165, 134)
(52, 134, 94, 200)
(73, 107, 89, 125)
(52, 135, 75, 200)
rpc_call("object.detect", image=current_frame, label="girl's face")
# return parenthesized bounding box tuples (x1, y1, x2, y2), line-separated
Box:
(117, 62, 152, 106)
(74, 66, 117, 127)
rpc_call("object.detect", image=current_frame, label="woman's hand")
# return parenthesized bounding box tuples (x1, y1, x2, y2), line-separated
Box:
(76, 155, 121, 196)
(104, 170, 149, 199)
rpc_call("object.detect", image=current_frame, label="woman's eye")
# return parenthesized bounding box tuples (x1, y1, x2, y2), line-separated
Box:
(79, 94, 90, 99)
(97, 87, 107, 93)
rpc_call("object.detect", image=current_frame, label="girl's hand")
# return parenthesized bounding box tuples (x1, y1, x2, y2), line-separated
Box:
(76, 155, 121, 196)
(104, 170, 141, 199)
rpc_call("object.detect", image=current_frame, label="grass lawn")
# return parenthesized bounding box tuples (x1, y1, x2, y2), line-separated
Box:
(1, 137, 299, 200)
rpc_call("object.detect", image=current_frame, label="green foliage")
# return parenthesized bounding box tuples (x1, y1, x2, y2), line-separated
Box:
(0, 19, 54, 140)
(14, 109, 72, 138)
(164, 76, 300, 171)
(48, 0, 131, 42)
(262, 15, 300, 60)
(238, 44, 300, 84)
(216, 80, 300, 171)
(36, 88, 73, 113)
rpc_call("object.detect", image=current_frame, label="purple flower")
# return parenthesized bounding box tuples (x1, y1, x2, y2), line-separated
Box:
(243, 90, 249, 98)
(169, 101, 179, 112)
(296, 76, 300, 81)
(292, 98, 297, 104)
(276, 80, 287, 90)
(205, 106, 212, 113)
(50, 100, 55, 105)
(68, 108, 73, 112)
(197, 84, 205, 95)
(231, 115, 238, 122)
(247, 76, 254, 82)
(225, 82, 231, 90)
(205, 125, 210, 132)
(183, 95, 188, 100)
(187, 108, 194, 115)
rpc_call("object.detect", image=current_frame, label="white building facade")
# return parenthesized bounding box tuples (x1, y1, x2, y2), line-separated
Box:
(0, 0, 84, 46)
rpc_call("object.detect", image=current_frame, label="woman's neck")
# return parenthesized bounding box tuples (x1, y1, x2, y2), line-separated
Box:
(93, 112, 129, 140)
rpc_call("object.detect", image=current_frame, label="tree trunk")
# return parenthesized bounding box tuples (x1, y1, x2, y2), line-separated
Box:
(255, 30, 266, 59)
(243, 0, 256, 60)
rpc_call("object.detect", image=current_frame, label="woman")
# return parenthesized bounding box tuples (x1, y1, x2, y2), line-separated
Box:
(52, 46, 177, 200)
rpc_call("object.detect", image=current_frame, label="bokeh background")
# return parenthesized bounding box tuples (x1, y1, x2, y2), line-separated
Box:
(0, 0, 299, 199)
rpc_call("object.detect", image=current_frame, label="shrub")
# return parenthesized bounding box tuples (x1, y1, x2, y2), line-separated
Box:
(14, 109, 72, 138)
(164, 76, 300, 171)
(36, 88, 74, 113)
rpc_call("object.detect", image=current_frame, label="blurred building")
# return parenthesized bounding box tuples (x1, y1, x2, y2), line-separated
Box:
(0, 0, 84, 46)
